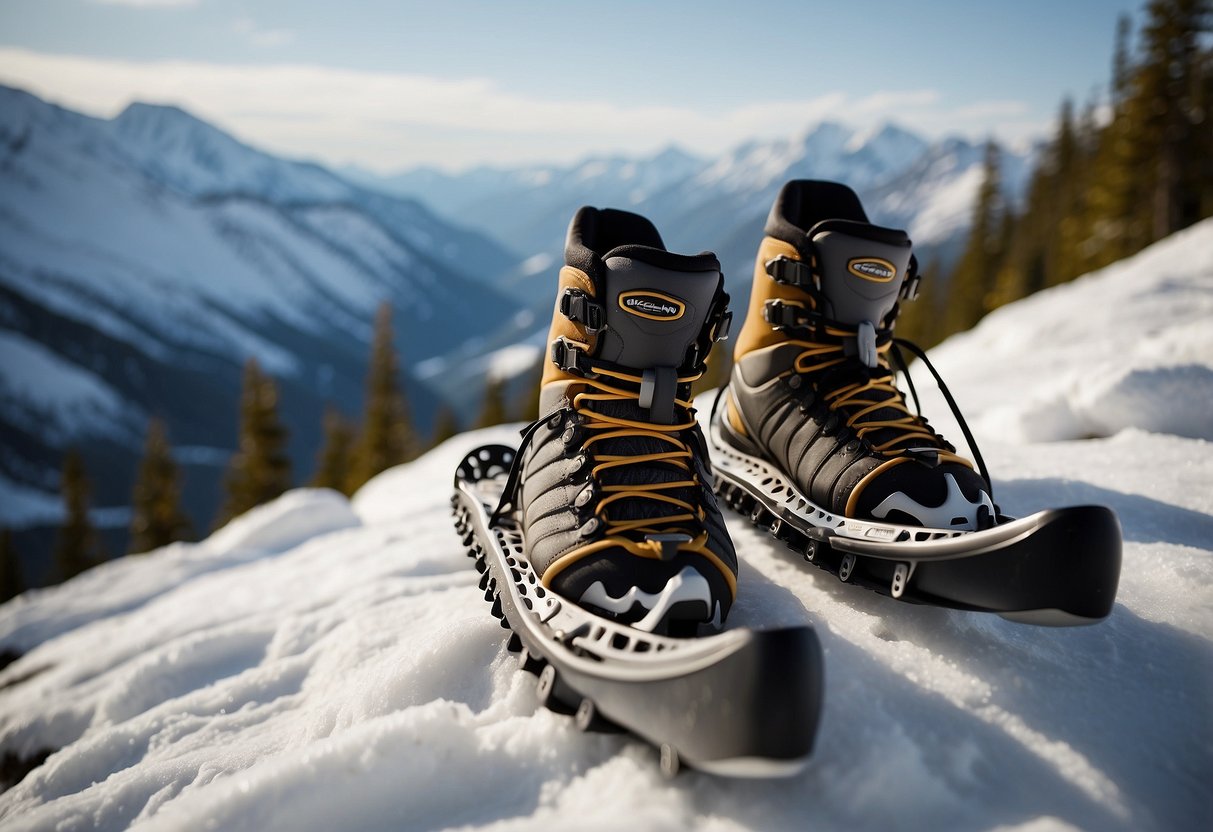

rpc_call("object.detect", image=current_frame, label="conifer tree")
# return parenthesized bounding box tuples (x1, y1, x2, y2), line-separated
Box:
(347, 302, 416, 492)
(311, 405, 356, 494)
(1133, 0, 1211, 239)
(1112, 14, 1134, 111)
(216, 358, 293, 527)
(0, 529, 23, 603)
(944, 141, 1006, 336)
(53, 448, 100, 581)
(429, 404, 461, 449)
(129, 416, 192, 553)
(946, 3, 1211, 329)
(894, 258, 947, 349)
(475, 375, 509, 429)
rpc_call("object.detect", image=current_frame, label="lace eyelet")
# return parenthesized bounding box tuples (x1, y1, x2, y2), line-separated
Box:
(574, 484, 595, 507)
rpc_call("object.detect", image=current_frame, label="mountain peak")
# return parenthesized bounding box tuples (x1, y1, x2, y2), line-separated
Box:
(116, 100, 209, 126)
(846, 121, 930, 169)
(798, 120, 853, 148)
(112, 100, 242, 158)
(107, 99, 350, 202)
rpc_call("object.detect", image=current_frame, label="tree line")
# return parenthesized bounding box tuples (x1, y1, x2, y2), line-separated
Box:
(1, 300, 540, 600)
(900, 0, 1211, 347)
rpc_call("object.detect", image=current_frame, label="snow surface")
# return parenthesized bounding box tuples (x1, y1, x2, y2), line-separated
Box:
(1, 228, 1211, 831)
(916, 219, 1213, 444)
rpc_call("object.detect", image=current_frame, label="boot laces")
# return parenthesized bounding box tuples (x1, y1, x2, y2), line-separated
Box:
(573, 364, 707, 551)
(791, 325, 942, 453)
(786, 324, 992, 493)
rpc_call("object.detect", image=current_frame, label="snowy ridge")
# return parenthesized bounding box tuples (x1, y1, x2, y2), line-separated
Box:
(1, 226, 1210, 830)
(385, 120, 1034, 410)
(365, 119, 1033, 295)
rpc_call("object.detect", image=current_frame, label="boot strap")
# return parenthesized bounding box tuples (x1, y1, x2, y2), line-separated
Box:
(559, 288, 606, 334)
(765, 255, 819, 290)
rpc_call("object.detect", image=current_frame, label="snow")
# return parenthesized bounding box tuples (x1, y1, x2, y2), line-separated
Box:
(485, 344, 542, 382)
(917, 218, 1213, 443)
(2, 227, 1212, 831)
(0, 330, 137, 444)
(902, 163, 985, 244)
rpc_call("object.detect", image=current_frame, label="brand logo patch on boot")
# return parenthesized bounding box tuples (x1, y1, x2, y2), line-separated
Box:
(618, 290, 686, 321)
(847, 257, 897, 282)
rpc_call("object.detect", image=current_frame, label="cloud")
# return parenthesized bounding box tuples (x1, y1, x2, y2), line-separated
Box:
(232, 17, 295, 48)
(0, 48, 1044, 172)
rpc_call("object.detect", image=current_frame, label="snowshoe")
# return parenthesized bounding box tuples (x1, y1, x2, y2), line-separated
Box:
(450, 205, 824, 775)
(711, 180, 1121, 624)
(453, 445, 823, 777)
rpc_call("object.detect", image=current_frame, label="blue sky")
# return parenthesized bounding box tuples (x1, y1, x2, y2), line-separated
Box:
(0, 0, 1137, 171)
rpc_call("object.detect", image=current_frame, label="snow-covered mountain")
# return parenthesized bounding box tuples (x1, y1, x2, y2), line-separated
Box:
(0, 220, 1209, 831)
(0, 85, 523, 556)
(362, 121, 1032, 294)
(352, 145, 705, 288)
(373, 121, 1032, 410)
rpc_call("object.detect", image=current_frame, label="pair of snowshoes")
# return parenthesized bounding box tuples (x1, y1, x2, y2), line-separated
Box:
(451, 181, 1122, 777)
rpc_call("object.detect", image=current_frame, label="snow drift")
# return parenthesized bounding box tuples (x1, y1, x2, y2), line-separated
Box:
(1, 224, 1211, 831)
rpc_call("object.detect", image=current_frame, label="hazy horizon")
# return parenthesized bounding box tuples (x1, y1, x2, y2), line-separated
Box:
(0, 0, 1134, 173)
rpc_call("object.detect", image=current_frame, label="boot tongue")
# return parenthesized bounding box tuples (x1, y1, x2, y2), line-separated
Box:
(806, 220, 930, 451)
(809, 219, 912, 367)
(594, 247, 720, 422)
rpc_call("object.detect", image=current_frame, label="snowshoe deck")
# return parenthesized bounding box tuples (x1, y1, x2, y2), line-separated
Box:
(452, 444, 824, 778)
(708, 410, 1122, 625)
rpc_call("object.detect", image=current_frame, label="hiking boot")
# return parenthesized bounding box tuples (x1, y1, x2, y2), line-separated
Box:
(511, 206, 737, 634)
(717, 180, 994, 530)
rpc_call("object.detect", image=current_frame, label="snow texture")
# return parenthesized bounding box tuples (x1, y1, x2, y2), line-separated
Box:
(1, 227, 1211, 831)
(916, 218, 1213, 444)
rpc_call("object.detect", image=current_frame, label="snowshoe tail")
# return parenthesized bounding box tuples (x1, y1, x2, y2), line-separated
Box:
(452, 444, 824, 778)
(708, 406, 1122, 625)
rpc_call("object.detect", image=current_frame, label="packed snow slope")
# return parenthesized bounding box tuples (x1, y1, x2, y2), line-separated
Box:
(1, 224, 1211, 831)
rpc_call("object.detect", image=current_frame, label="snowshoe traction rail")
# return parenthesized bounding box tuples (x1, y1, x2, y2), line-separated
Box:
(452, 443, 824, 778)
(708, 409, 1122, 625)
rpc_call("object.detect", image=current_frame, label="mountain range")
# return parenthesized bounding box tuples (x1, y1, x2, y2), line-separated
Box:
(1, 83, 1034, 572)
(348, 121, 1034, 297)
(0, 84, 522, 566)
(349, 121, 1033, 411)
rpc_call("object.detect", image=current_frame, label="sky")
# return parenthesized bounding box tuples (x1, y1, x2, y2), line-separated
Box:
(0, 0, 1138, 173)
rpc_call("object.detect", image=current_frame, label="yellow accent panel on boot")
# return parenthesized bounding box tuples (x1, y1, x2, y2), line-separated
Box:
(540, 265, 599, 388)
(731, 236, 807, 361)
(726, 389, 748, 436)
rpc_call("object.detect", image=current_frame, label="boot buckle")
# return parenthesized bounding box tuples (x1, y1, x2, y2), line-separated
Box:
(763, 299, 819, 333)
(765, 255, 818, 289)
(551, 337, 591, 374)
(559, 289, 605, 334)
